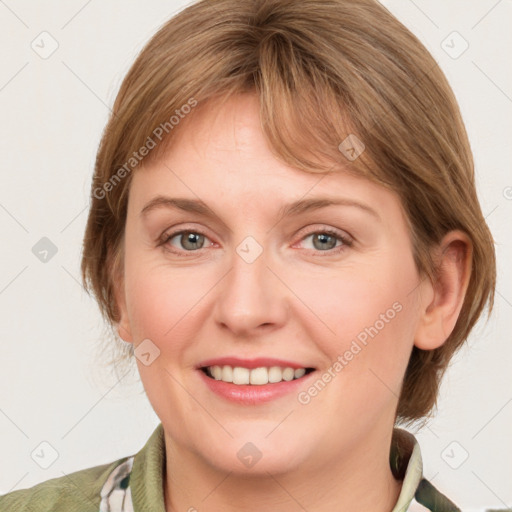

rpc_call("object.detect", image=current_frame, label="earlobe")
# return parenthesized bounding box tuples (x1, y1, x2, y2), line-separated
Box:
(117, 320, 133, 344)
(109, 242, 134, 344)
(113, 275, 134, 344)
(414, 231, 472, 351)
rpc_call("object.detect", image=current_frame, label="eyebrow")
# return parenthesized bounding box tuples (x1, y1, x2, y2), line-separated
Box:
(140, 195, 381, 222)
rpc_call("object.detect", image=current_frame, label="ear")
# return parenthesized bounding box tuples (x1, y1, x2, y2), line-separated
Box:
(114, 275, 134, 344)
(414, 230, 472, 350)
(110, 247, 134, 344)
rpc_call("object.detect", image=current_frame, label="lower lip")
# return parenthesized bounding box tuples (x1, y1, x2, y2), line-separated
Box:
(197, 369, 316, 405)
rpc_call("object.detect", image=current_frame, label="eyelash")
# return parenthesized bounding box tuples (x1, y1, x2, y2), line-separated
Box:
(158, 226, 353, 257)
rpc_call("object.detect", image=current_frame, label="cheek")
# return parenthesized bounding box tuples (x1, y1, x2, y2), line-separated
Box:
(123, 250, 215, 356)
(290, 262, 419, 429)
(294, 252, 419, 380)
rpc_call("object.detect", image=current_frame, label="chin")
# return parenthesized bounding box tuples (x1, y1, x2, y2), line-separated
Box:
(197, 436, 308, 476)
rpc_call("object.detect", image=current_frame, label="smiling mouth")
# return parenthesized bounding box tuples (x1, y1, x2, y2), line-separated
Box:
(200, 365, 316, 385)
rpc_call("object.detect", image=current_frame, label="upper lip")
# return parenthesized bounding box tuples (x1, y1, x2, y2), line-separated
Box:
(197, 357, 315, 370)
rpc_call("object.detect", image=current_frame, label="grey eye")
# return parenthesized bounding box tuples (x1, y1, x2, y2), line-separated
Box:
(170, 232, 206, 251)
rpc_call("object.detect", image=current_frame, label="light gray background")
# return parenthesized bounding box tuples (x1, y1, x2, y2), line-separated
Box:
(0, 1, 511, 510)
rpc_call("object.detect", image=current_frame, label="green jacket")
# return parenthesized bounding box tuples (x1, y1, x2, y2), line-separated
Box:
(0, 424, 503, 511)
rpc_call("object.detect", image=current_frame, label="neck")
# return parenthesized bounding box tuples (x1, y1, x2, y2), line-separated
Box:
(163, 426, 403, 512)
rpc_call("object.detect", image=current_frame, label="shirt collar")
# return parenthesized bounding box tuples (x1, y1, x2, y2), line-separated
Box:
(129, 423, 166, 512)
(116, 423, 423, 511)
(390, 428, 424, 511)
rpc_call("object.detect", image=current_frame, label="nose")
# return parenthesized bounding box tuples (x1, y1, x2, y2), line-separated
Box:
(213, 240, 289, 338)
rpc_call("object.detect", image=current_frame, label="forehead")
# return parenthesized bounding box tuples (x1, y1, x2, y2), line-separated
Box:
(129, 93, 404, 224)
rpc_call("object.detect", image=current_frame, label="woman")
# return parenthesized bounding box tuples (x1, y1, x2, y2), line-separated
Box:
(0, 0, 498, 510)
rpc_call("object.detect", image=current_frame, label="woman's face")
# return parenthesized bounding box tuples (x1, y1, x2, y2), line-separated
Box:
(116, 93, 428, 475)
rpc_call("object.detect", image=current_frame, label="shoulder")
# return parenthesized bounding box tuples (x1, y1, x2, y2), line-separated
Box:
(413, 477, 461, 511)
(0, 456, 130, 512)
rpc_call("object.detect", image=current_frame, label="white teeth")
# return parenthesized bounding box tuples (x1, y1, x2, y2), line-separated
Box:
(233, 367, 250, 385)
(294, 368, 306, 379)
(211, 365, 222, 380)
(249, 367, 268, 385)
(204, 365, 311, 385)
(268, 366, 282, 383)
(221, 365, 233, 382)
(282, 367, 295, 381)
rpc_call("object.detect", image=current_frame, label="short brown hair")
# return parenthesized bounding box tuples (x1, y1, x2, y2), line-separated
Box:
(81, 0, 496, 424)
